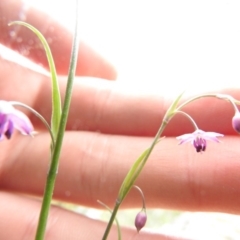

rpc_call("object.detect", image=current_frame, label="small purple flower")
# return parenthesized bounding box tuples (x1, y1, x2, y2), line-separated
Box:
(135, 210, 147, 232)
(0, 101, 33, 140)
(232, 112, 240, 133)
(176, 129, 223, 153)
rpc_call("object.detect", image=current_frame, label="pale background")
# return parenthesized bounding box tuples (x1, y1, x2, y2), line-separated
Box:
(23, 0, 240, 92)
(4, 1, 240, 239)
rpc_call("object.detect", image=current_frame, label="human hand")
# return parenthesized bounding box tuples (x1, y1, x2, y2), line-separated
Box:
(0, 1, 240, 240)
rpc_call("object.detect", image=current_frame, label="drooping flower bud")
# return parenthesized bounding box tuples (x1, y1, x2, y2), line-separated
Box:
(135, 210, 147, 232)
(232, 112, 240, 133)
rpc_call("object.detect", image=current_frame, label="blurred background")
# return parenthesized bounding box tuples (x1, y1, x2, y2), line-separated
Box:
(3, 0, 240, 239)
(5, 0, 240, 91)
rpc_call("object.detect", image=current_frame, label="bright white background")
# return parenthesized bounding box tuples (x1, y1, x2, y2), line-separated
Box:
(24, 0, 240, 92)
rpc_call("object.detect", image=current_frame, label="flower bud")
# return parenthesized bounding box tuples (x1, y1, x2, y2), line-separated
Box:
(232, 112, 240, 133)
(135, 210, 147, 232)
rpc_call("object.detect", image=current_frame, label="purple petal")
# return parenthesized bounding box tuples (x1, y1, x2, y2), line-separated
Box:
(202, 132, 224, 142)
(9, 109, 33, 135)
(0, 114, 8, 139)
(176, 133, 195, 144)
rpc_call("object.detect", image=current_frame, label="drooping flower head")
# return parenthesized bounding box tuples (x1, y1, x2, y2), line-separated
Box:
(0, 101, 34, 140)
(135, 210, 147, 232)
(176, 129, 223, 153)
(232, 111, 240, 133)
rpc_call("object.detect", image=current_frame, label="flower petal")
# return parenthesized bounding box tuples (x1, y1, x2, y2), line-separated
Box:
(176, 133, 194, 144)
(9, 109, 33, 135)
(0, 114, 8, 139)
(202, 132, 224, 142)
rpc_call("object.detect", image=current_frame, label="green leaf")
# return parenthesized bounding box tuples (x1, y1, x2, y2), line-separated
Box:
(9, 21, 62, 140)
(118, 138, 162, 201)
(118, 147, 149, 201)
(164, 90, 185, 122)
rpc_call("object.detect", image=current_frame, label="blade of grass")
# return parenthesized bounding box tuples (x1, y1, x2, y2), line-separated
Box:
(8, 21, 62, 140)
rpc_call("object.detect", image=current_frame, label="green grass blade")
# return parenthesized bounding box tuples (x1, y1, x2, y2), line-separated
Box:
(164, 90, 185, 121)
(118, 147, 149, 200)
(9, 21, 62, 139)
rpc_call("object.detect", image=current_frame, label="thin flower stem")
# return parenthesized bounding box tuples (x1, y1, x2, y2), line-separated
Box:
(215, 94, 239, 112)
(10, 101, 55, 146)
(176, 93, 218, 111)
(102, 201, 121, 240)
(102, 121, 168, 240)
(174, 110, 198, 130)
(35, 1, 80, 239)
(103, 91, 185, 239)
(177, 93, 240, 115)
(97, 200, 122, 240)
(133, 185, 146, 209)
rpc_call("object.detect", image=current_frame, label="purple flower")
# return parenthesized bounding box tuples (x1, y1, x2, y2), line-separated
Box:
(135, 210, 147, 232)
(232, 112, 240, 133)
(176, 129, 223, 152)
(0, 101, 33, 140)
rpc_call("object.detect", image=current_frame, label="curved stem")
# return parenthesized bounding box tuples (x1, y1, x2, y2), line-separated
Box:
(176, 93, 240, 113)
(10, 101, 54, 146)
(215, 94, 239, 113)
(176, 93, 218, 111)
(102, 121, 167, 240)
(133, 185, 146, 209)
(174, 110, 199, 130)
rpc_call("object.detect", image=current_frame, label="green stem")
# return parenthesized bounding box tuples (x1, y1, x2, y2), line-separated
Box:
(174, 110, 198, 130)
(102, 201, 121, 240)
(102, 121, 167, 240)
(35, 1, 80, 239)
(176, 93, 218, 111)
(133, 185, 146, 209)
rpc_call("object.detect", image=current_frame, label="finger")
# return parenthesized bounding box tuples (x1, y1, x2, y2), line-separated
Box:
(0, 58, 238, 136)
(64, 81, 239, 136)
(0, 0, 117, 79)
(0, 192, 181, 240)
(1, 131, 240, 214)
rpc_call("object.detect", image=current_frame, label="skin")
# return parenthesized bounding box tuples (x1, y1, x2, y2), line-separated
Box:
(0, 1, 240, 239)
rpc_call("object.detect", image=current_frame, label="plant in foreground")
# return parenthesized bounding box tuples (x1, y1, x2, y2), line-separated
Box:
(4, 4, 240, 239)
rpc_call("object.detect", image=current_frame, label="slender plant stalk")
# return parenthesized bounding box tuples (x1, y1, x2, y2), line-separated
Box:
(102, 91, 185, 240)
(102, 201, 121, 240)
(35, 1, 80, 239)
(97, 200, 122, 240)
(102, 121, 167, 240)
